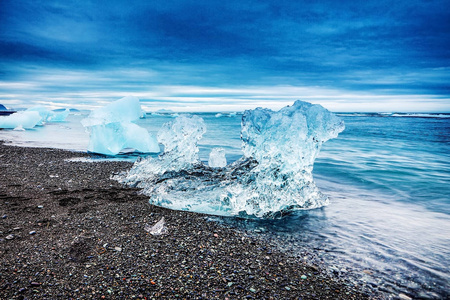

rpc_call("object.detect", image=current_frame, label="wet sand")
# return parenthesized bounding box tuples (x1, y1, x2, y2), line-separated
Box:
(0, 142, 372, 299)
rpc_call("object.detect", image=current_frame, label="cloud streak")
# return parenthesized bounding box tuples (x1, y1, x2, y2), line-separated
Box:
(0, 0, 449, 111)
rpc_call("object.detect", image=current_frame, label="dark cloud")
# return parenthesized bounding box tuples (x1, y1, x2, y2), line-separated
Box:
(0, 0, 449, 110)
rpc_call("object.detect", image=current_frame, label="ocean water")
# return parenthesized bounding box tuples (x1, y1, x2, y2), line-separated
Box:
(1, 111, 449, 298)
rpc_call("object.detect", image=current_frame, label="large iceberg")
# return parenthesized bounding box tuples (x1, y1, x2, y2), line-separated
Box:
(81, 96, 159, 155)
(117, 100, 344, 218)
(0, 111, 42, 129)
(81, 96, 145, 127)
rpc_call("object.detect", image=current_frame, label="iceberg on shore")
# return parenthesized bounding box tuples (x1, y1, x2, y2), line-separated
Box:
(81, 96, 159, 156)
(208, 148, 227, 168)
(0, 111, 42, 129)
(117, 100, 344, 218)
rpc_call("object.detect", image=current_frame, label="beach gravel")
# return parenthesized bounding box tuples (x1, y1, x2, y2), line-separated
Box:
(0, 142, 372, 299)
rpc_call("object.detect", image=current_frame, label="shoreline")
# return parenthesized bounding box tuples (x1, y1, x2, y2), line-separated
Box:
(0, 142, 372, 299)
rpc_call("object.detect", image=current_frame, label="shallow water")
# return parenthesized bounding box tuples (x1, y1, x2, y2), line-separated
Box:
(1, 111, 449, 298)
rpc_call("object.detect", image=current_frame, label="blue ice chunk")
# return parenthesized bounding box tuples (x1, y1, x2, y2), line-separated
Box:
(25, 107, 70, 124)
(81, 96, 159, 155)
(0, 111, 42, 129)
(87, 122, 160, 155)
(117, 100, 344, 218)
(81, 96, 144, 127)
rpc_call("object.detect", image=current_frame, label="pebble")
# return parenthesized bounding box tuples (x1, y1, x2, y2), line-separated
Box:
(301, 275, 307, 280)
(2, 215, 7, 219)
(37, 205, 44, 209)
(29, 231, 36, 235)
(114, 246, 122, 252)
(6, 234, 14, 240)
(398, 294, 412, 300)
(249, 287, 256, 293)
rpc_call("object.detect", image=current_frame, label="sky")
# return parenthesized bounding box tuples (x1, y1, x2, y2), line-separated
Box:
(0, 0, 449, 112)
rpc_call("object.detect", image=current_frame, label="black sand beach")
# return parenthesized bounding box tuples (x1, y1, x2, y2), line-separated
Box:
(0, 142, 372, 299)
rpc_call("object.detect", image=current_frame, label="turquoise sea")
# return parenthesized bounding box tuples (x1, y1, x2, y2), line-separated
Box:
(1, 111, 449, 299)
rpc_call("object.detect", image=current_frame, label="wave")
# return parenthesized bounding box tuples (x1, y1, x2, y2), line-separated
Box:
(337, 112, 450, 118)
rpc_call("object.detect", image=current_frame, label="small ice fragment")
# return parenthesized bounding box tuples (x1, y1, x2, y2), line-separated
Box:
(13, 125, 25, 131)
(208, 147, 227, 168)
(145, 217, 168, 235)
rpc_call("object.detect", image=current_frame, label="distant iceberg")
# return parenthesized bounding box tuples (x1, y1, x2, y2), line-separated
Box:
(81, 96, 160, 155)
(26, 106, 54, 125)
(208, 148, 227, 168)
(117, 100, 345, 218)
(0, 105, 71, 129)
(0, 111, 41, 129)
(0, 104, 17, 116)
(25, 106, 70, 125)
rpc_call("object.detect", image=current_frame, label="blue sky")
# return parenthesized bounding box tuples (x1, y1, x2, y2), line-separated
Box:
(0, 0, 449, 112)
